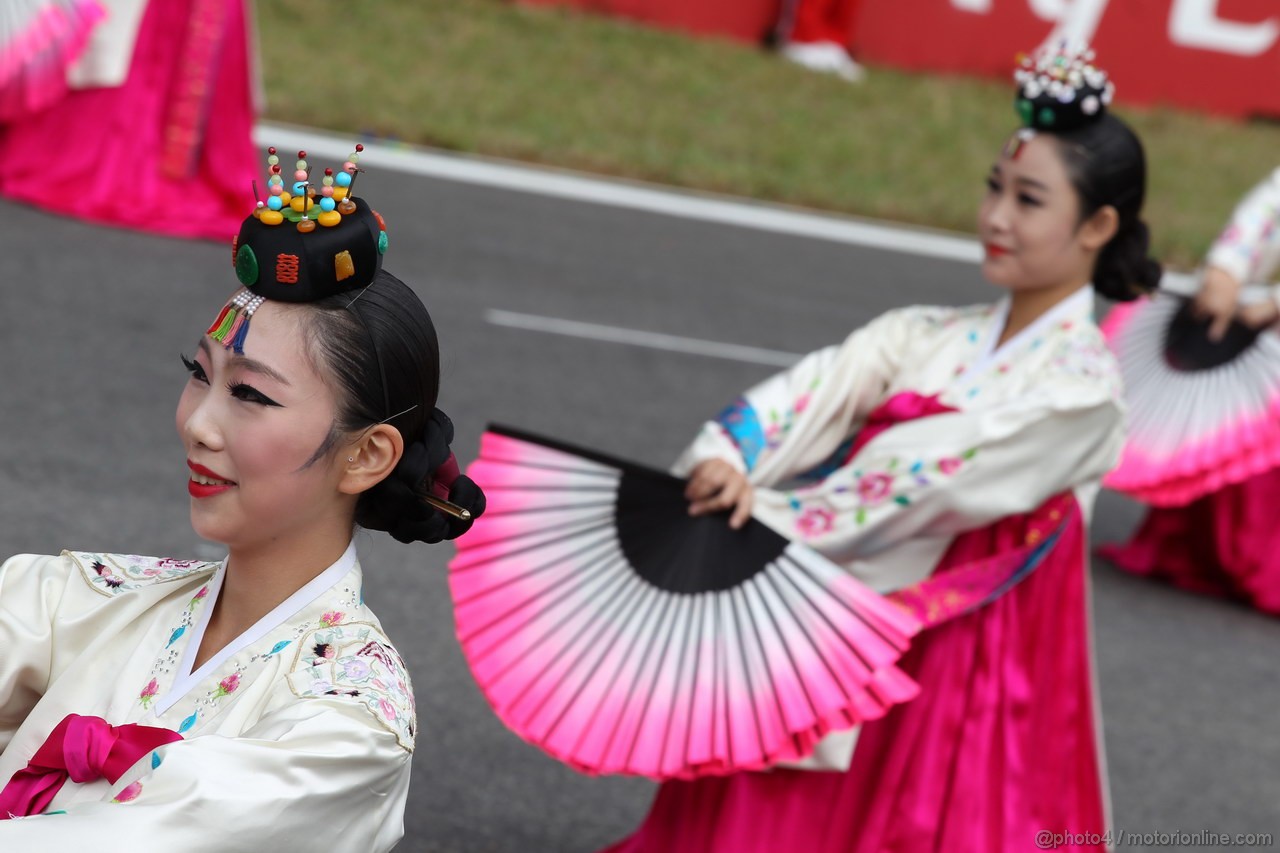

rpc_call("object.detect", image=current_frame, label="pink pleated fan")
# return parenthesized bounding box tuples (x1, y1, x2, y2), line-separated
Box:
(449, 426, 922, 781)
(0, 0, 105, 121)
(1102, 292, 1280, 506)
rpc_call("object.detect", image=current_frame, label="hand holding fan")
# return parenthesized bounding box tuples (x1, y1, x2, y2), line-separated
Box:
(449, 426, 921, 780)
(1102, 289, 1280, 505)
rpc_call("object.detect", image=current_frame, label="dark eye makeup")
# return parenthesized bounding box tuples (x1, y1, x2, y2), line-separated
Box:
(180, 353, 208, 383)
(182, 354, 282, 407)
(226, 381, 283, 408)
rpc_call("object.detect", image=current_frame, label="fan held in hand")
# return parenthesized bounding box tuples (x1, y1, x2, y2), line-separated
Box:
(449, 425, 921, 781)
(1103, 291, 1280, 505)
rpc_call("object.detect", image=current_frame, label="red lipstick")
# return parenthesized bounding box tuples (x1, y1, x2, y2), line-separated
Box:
(187, 460, 236, 498)
(984, 243, 1011, 259)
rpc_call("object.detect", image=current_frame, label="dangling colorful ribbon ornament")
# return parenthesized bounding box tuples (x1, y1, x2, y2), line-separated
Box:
(206, 289, 265, 355)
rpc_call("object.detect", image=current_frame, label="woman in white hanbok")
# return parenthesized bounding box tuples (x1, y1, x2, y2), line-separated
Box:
(606, 46, 1161, 853)
(1100, 166, 1280, 614)
(0, 172, 484, 851)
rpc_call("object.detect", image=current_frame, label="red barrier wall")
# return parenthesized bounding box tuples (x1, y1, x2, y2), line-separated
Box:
(856, 0, 1280, 118)
(520, 0, 1280, 119)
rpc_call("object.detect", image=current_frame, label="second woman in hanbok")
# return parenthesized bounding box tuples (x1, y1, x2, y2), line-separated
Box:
(606, 45, 1161, 853)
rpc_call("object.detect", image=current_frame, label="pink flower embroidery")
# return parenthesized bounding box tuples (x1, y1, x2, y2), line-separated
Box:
(112, 781, 143, 804)
(216, 674, 241, 697)
(857, 473, 894, 506)
(139, 679, 159, 708)
(794, 393, 812, 414)
(320, 611, 344, 627)
(795, 507, 836, 538)
(379, 698, 397, 722)
(195, 586, 209, 600)
(938, 457, 963, 475)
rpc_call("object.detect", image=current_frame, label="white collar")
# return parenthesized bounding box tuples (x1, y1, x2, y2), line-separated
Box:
(957, 287, 1093, 387)
(154, 540, 358, 716)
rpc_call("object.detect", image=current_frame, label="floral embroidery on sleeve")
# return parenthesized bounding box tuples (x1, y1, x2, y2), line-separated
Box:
(67, 551, 217, 597)
(788, 449, 977, 535)
(288, 622, 416, 752)
(714, 374, 824, 474)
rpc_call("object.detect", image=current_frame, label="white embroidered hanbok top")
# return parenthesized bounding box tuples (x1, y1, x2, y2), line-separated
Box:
(677, 288, 1125, 594)
(1205, 165, 1280, 287)
(0, 541, 413, 851)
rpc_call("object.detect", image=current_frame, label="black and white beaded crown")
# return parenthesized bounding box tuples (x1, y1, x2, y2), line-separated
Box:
(1013, 42, 1114, 132)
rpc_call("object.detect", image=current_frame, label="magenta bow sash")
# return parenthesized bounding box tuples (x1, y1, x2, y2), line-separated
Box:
(0, 714, 182, 819)
(848, 391, 957, 458)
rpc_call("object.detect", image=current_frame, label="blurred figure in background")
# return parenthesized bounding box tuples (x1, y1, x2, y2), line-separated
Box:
(0, 0, 257, 242)
(0, 0, 105, 121)
(1100, 166, 1280, 615)
(773, 0, 865, 82)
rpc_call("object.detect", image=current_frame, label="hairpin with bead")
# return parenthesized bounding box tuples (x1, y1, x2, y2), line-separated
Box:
(289, 151, 315, 222)
(1013, 41, 1113, 132)
(261, 147, 287, 225)
(336, 143, 362, 215)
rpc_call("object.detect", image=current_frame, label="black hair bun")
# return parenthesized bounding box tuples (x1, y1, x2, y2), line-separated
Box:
(1093, 220, 1162, 302)
(357, 408, 486, 544)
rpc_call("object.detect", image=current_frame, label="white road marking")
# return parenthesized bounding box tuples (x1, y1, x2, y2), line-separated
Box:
(485, 310, 800, 367)
(257, 122, 981, 263)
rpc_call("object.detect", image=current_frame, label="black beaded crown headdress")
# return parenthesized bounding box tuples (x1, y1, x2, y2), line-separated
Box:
(209, 143, 388, 353)
(1013, 42, 1114, 133)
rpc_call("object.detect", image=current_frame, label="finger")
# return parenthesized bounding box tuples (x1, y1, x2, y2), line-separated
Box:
(728, 489, 754, 530)
(1208, 313, 1230, 342)
(688, 490, 733, 517)
(684, 467, 722, 501)
(684, 475, 713, 502)
(704, 483, 743, 515)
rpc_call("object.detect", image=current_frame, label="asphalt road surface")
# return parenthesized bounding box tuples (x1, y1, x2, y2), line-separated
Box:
(2, 148, 1278, 852)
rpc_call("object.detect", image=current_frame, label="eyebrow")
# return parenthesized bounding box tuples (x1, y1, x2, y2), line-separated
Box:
(197, 336, 291, 386)
(1013, 176, 1049, 192)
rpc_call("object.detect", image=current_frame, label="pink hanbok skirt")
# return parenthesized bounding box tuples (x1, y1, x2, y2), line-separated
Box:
(1099, 468, 1280, 615)
(603, 501, 1108, 852)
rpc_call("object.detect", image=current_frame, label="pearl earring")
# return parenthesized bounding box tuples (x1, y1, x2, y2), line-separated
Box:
(347, 456, 355, 463)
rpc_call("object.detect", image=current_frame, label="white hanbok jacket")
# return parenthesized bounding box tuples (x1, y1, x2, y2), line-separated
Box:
(674, 289, 1126, 770)
(0, 541, 413, 851)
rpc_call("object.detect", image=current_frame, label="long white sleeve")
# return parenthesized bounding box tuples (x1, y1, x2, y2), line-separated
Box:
(0, 555, 77, 755)
(674, 308, 916, 481)
(757, 377, 1122, 564)
(1205, 166, 1280, 285)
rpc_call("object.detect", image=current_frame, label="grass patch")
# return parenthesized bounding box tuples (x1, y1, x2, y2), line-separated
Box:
(260, 0, 1280, 269)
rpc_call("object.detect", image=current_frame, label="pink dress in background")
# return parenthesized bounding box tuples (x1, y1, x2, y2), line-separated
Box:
(0, 0, 256, 241)
(1099, 166, 1280, 616)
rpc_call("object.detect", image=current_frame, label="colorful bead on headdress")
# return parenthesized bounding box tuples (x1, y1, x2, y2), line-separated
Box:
(1013, 42, 1113, 133)
(213, 144, 389, 353)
